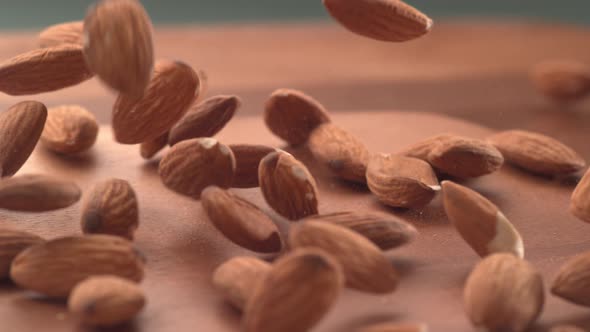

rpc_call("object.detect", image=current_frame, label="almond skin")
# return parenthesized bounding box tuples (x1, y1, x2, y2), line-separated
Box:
(168, 95, 240, 146)
(140, 132, 168, 159)
(0, 44, 93, 96)
(0, 101, 47, 177)
(0, 228, 44, 279)
(308, 123, 370, 183)
(0, 174, 81, 212)
(243, 248, 344, 332)
(41, 105, 98, 155)
(551, 251, 590, 306)
(571, 167, 590, 223)
(442, 181, 524, 258)
(258, 151, 319, 220)
(464, 253, 544, 332)
(159, 138, 235, 198)
(531, 60, 590, 103)
(264, 89, 331, 146)
(38, 21, 83, 48)
(68, 275, 146, 326)
(323, 0, 433, 42)
(10, 235, 145, 298)
(289, 221, 398, 293)
(366, 154, 440, 208)
(230, 144, 275, 188)
(201, 186, 282, 253)
(112, 60, 200, 144)
(488, 130, 585, 176)
(357, 322, 428, 332)
(427, 135, 504, 178)
(304, 211, 417, 250)
(83, 0, 154, 97)
(398, 133, 455, 160)
(81, 178, 139, 240)
(212, 256, 271, 310)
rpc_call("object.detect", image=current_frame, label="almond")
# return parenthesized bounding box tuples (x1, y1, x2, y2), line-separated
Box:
(488, 129, 585, 176)
(41, 105, 98, 155)
(357, 322, 428, 332)
(0, 174, 81, 212)
(258, 151, 319, 220)
(464, 253, 544, 332)
(243, 248, 344, 332)
(38, 21, 83, 48)
(201, 186, 282, 253)
(159, 138, 235, 198)
(139, 132, 168, 159)
(398, 133, 455, 160)
(366, 154, 440, 208)
(81, 178, 139, 240)
(68, 275, 146, 326)
(442, 181, 524, 258)
(571, 167, 590, 223)
(323, 0, 433, 42)
(0, 228, 44, 279)
(168, 95, 240, 146)
(289, 220, 398, 293)
(531, 60, 590, 102)
(551, 251, 590, 306)
(10, 234, 145, 298)
(549, 325, 586, 332)
(112, 60, 199, 144)
(212, 256, 271, 310)
(83, 0, 154, 97)
(0, 101, 47, 177)
(230, 144, 275, 188)
(264, 89, 331, 146)
(0, 44, 93, 95)
(427, 135, 504, 178)
(308, 123, 370, 183)
(305, 211, 417, 250)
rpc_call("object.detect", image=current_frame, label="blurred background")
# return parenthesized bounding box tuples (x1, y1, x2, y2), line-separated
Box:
(0, 0, 588, 29)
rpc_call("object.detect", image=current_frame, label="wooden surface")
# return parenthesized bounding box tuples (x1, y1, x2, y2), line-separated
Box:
(1, 21, 590, 332)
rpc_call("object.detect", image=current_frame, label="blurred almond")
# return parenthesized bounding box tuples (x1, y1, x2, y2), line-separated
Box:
(0, 101, 47, 177)
(68, 275, 145, 326)
(212, 256, 271, 310)
(357, 322, 428, 332)
(38, 21, 83, 48)
(230, 144, 275, 188)
(168, 95, 240, 145)
(243, 248, 344, 332)
(112, 60, 199, 144)
(258, 151, 319, 220)
(442, 181, 524, 258)
(552, 251, 590, 307)
(305, 211, 417, 250)
(159, 138, 235, 198)
(83, 0, 154, 97)
(0, 228, 44, 279)
(140, 132, 168, 160)
(41, 105, 98, 155)
(427, 135, 504, 178)
(488, 129, 585, 176)
(81, 178, 139, 240)
(464, 253, 544, 332)
(202, 186, 282, 253)
(11, 235, 145, 298)
(571, 167, 590, 223)
(0, 174, 81, 212)
(264, 89, 331, 146)
(0, 44, 93, 95)
(323, 0, 433, 42)
(366, 154, 440, 208)
(289, 220, 398, 293)
(398, 133, 454, 160)
(308, 123, 370, 183)
(531, 60, 590, 102)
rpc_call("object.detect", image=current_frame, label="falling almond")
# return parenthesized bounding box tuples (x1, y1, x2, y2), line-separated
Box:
(212, 256, 271, 310)
(552, 251, 590, 306)
(38, 21, 83, 48)
(531, 60, 590, 103)
(571, 167, 590, 223)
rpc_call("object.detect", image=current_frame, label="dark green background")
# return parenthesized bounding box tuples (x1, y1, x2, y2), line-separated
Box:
(0, 0, 587, 30)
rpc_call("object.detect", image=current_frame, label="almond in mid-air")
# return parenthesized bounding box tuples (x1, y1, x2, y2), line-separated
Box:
(41, 105, 98, 155)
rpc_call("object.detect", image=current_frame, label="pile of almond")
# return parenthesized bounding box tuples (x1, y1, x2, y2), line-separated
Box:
(0, 0, 589, 331)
